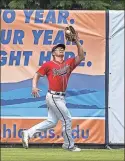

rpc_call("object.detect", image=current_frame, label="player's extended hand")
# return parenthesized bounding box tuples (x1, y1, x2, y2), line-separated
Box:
(32, 87, 41, 98)
(65, 25, 79, 42)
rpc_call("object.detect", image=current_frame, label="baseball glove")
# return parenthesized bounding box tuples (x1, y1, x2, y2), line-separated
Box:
(65, 25, 78, 42)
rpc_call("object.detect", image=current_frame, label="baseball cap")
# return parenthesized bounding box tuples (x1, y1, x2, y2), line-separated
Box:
(52, 44, 66, 53)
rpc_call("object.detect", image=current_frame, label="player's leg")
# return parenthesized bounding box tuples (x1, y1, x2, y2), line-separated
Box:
(51, 95, 74, 148)
(22, 94, 58, 149)
(27, 107, 58, 138)
(50, 94, 81, 152)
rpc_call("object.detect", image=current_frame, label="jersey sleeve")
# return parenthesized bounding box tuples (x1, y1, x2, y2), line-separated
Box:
(37, 62, 49, 76)
(66, 58, 77, 72)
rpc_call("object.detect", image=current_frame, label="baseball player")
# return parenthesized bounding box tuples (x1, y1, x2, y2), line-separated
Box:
(22, 27, 84, 152)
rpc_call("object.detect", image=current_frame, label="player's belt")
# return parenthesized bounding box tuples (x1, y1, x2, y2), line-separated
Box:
(48, 90, 65, 96)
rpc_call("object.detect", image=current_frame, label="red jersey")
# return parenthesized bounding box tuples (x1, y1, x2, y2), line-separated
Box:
(37, 58, 77, 92)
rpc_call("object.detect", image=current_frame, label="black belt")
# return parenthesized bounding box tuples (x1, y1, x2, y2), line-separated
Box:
(48, 90, 65, 96)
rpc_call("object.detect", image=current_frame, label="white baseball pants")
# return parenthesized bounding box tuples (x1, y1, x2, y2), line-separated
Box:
(27, 92, 74, 149)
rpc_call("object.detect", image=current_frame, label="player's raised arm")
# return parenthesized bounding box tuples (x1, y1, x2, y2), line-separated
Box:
(65, 25, 84, 65)
(74, 39, 84, 65)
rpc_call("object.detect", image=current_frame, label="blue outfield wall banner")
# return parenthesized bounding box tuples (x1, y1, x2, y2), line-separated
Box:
(1, 10, 106, 143)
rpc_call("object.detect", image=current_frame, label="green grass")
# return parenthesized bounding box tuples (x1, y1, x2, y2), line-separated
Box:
(1, 148, 124, 161)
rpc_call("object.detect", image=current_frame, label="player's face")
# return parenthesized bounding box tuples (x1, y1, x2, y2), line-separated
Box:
(53, 47, 65, 57)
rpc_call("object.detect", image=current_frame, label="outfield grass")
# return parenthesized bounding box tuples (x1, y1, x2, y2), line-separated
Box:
(1, 148, 124, 161)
